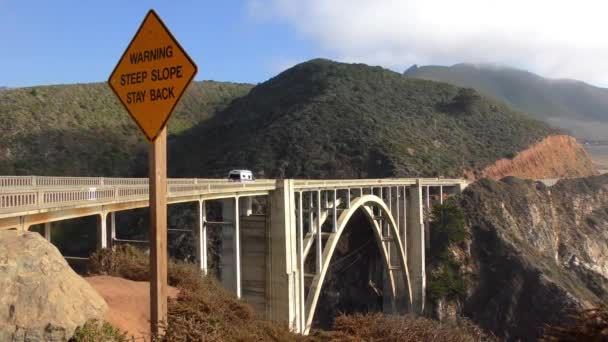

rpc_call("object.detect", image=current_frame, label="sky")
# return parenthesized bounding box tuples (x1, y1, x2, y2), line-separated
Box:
(2, 0, 607, 88)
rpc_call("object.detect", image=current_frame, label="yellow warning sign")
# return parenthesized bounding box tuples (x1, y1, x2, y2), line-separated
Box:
(108, 10, 197, 141)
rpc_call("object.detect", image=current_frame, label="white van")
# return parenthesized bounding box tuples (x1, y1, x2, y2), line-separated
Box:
(228, 170, 254, 182)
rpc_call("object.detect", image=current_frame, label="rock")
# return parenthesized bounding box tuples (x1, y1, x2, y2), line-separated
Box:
(0, 230, 107, 341)
(458, 174, 608, 340)
(480, 134, 597, 180)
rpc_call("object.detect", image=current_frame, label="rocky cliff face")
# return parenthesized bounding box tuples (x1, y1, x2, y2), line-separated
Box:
(456, 175, 608, 340)
(477, 135, 597, 180)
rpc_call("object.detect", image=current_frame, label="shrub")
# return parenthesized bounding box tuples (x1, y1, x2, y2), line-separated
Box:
(88, 245, 299, 341)
(429, 202, 467, 262)
(450, 88, 481, 113)
(310, 313, 495, 341)
(542, 305, 608, 341)
(89, 244, 148, 281)
(70, 319, 128, 342)
(427, 261, 466, 301)
(427, 203, 468, 301)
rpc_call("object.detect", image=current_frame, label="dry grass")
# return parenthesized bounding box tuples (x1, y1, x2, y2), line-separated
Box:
(89, 245, 149, 281)
(163, 264, 298, 341)
(308, 313, 495, 342)
(89, 246, 491, 341)
(542, 305, 608, 341)
(89, 245, 299, 341)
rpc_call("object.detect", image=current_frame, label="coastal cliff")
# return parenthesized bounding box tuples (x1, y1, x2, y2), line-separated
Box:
(440, 175, 608, 340)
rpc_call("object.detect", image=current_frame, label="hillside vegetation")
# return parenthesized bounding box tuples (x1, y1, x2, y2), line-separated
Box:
(0, 81, 252, 176)
(85, 245, 492, 341)
(170, 59, 555, 179)
(405, 64, 608, 141)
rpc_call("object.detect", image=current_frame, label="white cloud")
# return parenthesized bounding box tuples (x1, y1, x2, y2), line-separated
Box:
(250, 0, 608, 86)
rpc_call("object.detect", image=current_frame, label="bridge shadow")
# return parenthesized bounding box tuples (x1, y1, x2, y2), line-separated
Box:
(312, 209, 384, 330)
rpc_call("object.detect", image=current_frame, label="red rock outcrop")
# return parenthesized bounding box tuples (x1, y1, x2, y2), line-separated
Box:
(480, 135, 597, 180)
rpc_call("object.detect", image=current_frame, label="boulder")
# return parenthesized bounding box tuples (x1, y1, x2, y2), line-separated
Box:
(0, 230, 107, 341)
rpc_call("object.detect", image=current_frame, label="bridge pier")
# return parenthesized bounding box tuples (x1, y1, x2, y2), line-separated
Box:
(424, 186, 431, 249)
(267, 179, 300, 332)
(220, 198, 239, 297)
(44, 222, 51, 241)
(219, 196, 255, 297)
(406, 180, 425, 314)
(383, 186, 411, 314)
(393, 185, 410, 313)
(96, 213, 108, 251)
(382, 187, 396, 315)
(195, 200, 207, 274)
(109, 212, 116, 249)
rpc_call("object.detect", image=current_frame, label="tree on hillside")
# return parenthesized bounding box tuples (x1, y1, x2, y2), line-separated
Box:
(426, 202, 467, 300)
(451, 88, 481, 113)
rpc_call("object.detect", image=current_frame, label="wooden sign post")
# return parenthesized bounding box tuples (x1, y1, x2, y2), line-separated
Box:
(107, 10, 197, 336)
(149, 126, 167, 334)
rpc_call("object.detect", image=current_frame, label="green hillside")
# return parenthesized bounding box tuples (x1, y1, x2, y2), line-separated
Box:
(169, 59, 555, 179)
(404, 64, 608, 141)
(0, 81, 252, 176)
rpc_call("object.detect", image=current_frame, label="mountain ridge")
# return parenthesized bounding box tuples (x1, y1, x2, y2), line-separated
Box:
(0, 80, 253, 176)
(169, 58, 558, 179)
(404, 63, 608, 141)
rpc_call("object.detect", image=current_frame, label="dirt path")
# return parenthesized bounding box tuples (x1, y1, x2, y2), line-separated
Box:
(86, 275, 178, 340)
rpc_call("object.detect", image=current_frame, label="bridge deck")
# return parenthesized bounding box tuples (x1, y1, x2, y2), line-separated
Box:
(0, 176, 466, 229)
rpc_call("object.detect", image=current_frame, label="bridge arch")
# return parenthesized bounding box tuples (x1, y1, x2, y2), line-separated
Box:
(303, 194, 412, 334)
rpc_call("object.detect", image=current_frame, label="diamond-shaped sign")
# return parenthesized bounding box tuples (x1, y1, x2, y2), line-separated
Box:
(108, 10, 197, 141)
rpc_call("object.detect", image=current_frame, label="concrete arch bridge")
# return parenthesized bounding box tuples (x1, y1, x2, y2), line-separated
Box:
(0, 176, 466, 334)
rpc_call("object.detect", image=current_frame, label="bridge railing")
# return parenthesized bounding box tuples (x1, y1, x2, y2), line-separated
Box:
(0, 176, 274, 189)
(0, 176, 36, 187)
(0, 176, 467, 216)
(0, 190, 38, 212)
(0, 179, 278, 216)
(294, 178, 466, 190)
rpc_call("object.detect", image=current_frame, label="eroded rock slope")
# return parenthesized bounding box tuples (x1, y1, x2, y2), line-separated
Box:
(459, 175, 608, 340)
(479, 135, 597, 180)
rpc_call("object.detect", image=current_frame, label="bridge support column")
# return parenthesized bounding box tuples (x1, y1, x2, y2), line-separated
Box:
(407, 180, 425, 314)
(240, 196, 253, 216)
(220, 198, 241, 298)
(268, 179, 300, 332)
(393, 186, 409, 313)
(44, 222, 51, 242)
(96, 213, 108, 251)
(383, 187, 396, 315)
(383, 186, 410, 314)
(196, 200, 207, 274)
(296, 192, 305, 332)
(109, 212, 116, 249)
(425, 186, 430, 249)
(234, 197, 241, 298)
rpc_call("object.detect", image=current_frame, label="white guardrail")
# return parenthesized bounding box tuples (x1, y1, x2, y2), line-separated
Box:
(0, 176, 277, 215)
(293, 178, 465, 189)
(0, 176, 240, 188)
(0, 176, 466, 216)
